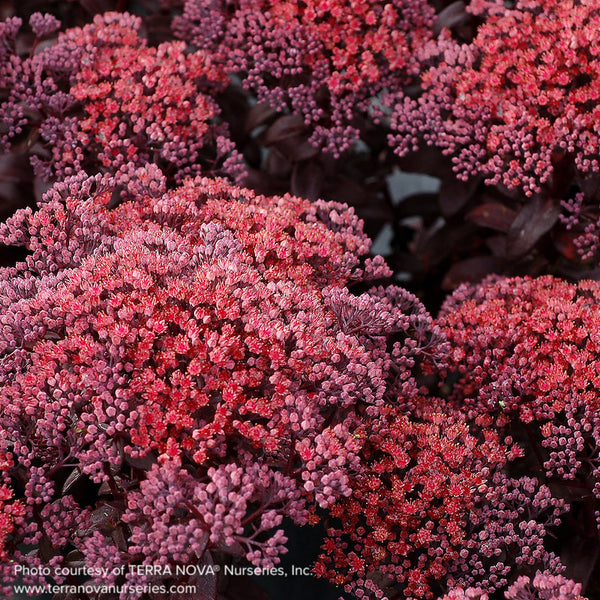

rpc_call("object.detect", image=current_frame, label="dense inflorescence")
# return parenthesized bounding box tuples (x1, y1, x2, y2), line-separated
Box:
(1, 12, 244, 185)
(505, 571, 587, 600)
(444, 472, 565, 593)
(439, 275, 600, 423)
(0, 483, 24, 564)
(439, 571, 587, 600)
(314, 400, 565, 600)
(174, 0, 435, 156)
(559, 190, 600, 269)
(0, 16, 38, 151)
(1, 3, 599, 600)
(390, 0, 600, 196)
(0, 168, 448, 596)
(439, 275, 600, 527)
(437, 589, 490, 600)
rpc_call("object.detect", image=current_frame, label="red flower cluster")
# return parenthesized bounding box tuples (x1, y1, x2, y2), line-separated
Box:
(316, 403, 512, 599)
(0, 16, 34, 150)
(0, 484, 24, 564)
(0, 168, 444, 592)
(391, 0, 600, 196)
(439, 275, 600, 424)
(505, 571, 587, 600)
(175, 0, 434, 155)
(439, 275, 600, 527)
(1, 4, 598, 599)
(2, 12, 244, 185)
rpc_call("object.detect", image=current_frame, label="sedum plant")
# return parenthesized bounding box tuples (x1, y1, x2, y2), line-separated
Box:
(0, 165, 447, 598)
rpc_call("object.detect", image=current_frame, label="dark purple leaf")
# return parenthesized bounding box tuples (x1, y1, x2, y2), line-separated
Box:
(466, 202, 516, 233)
(553, 230, 578, 261)
(291, 161, 324, 201)
(395, 145, 446, 175)
(172, 593, 208, 600)
(506, 197, 560, 259)
(111, 437, 125, 460)
(64, 550, 85, 569)
(575, 173, 600, 198)
(34, 177, 52, 204)
(442, 256, 503, 289)
(560, 536, 599, 591)
(143, 13, 177, 45)
(358, 202, 395, 223)
(439, 173, 481, 217)
(273, 135, 319, 162)
(29, 141, 52, 160)
(15, 33, 35, 57)
(265, 148, 292, 178)
(124, 451, 156, 470)
(0, 187, 31, 221)
(38, 537, 54, 561)
(245, 103, 278, 133)
(178, 551, 218, 600)
(241, 168, 288, 197)
(557, 264, 600, 280)
(485, 235, 507, 258)
(395, 193, 440, 218)
(261, 115, 306, 145)
(89, 503, 121, 529)
(419, 222, 477, 268)
(62, 468, 83, 494)
(98, 480, 111, 495)
(434, 1, 469, 35)
(326, 177, 371, 208)
(112, 526, 128, 552)
(193, 530, 211, 558)
(0, 153, 32, 183)
(78, 0, 117, 14)
(389, 252, 425, 274)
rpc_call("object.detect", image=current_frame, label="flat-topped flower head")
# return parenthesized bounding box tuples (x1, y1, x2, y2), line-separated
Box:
(505, 571, 587, 600)
(439, 275, 600, 527)
(439, 275, 600, 422)
(0, 169, 446, 591)
(391, 0, 600, 196)
(0, 12, 244, 185)
(315, 399, 565, 600)
(175, 0, 434, 155)
(438, 571, 587, 600)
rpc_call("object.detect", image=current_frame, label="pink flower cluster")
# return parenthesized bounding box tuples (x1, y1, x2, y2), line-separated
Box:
(440, 570, 587, 600)
(0, 17, 32, 149)
(0, 483, 24, 564)
(558, 191, 600, 267)
(445, 472, 564, 593)
(0, 167, 441, 594)
(316, 403, 509, 599)
(1, 12, 244, 185)
(1, 4, 597, 599)
(439, 275, 600, 424)
(439, 275, 600, 524)
(174, 0, 434, 155)
(316, 398, 565, 600)
(390, 0, 600, 196)
(505, 572, 586, 600)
